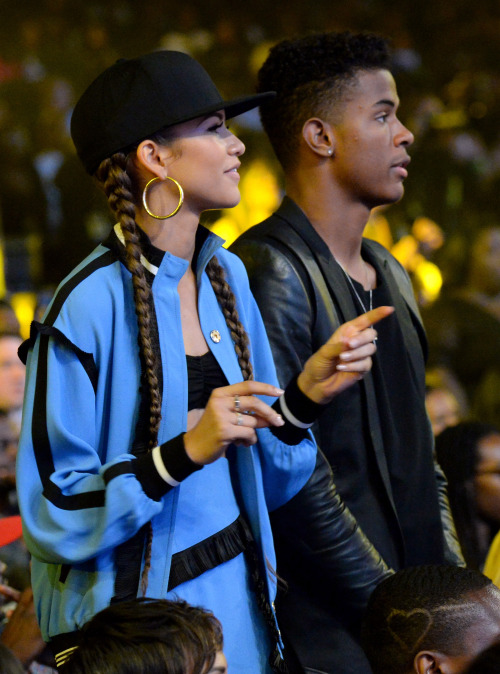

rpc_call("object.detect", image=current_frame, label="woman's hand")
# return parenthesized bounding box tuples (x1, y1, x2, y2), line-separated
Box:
(183, 380, 285, 465)
(297, 306, 394, 404)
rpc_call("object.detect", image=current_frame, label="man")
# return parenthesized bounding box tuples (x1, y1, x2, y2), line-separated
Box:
(465, 642, 500, 674)
(230, 31, 463, 673)
(361, 565, 500, 674)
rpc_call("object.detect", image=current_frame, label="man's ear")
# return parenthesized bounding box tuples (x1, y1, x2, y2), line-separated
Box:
(414, 651, 453, 674)
(302, 118, 335, 158)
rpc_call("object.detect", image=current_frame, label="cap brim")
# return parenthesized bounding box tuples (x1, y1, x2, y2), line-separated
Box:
(161, 91, 276, 129)
(222, 91, 276, 120)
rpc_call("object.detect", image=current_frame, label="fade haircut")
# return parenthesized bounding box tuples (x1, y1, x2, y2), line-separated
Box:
(257, 31, 392, 170)
(361, 565, 499, 674)
(66, 598, 223, 674)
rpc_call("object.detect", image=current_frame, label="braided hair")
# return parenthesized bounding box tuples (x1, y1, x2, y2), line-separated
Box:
(94, 153, 255, 594)
(205, 257, 253, 382)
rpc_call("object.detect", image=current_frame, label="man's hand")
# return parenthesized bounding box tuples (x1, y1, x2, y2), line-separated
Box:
(297, 306, 394, 404)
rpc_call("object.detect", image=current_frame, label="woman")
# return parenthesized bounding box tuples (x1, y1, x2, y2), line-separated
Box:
(435, 420, 500, 570)
(16, 51, 390, 673)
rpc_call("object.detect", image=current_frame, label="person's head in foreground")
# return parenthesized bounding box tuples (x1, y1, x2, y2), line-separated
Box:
(361, 565, 500, 674)
(463, 640, 500, 674)
(65, 598, 226, 674)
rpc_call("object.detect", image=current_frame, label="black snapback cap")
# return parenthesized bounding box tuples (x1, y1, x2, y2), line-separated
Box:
(71, 50, 275, 174)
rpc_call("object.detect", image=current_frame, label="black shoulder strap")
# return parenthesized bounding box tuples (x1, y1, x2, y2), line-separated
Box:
(265, 220, 341, 332)
(364, 239, 422, 323)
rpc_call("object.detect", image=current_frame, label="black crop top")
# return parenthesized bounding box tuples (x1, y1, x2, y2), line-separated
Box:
(186, 351, 229, 410)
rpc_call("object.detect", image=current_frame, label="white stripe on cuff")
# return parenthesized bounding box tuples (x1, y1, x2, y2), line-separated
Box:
(279, 394, 314, 429)
(152, 445, 180, 487)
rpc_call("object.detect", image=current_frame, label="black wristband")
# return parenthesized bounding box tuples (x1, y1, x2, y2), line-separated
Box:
(131, 434, 203, 501)
(159, 434, 203, 482)
(280, 373, 324, 425)
(269, 374, 325, 445)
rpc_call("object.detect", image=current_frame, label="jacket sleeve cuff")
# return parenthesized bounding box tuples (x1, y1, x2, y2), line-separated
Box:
(271, 374, 324, 445)
(131, 434, 203, 501)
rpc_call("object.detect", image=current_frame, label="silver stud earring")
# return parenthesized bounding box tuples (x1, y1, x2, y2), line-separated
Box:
(327, 149, 333, 156)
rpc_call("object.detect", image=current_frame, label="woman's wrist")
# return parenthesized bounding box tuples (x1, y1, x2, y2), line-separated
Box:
(183, 429, 208, 466)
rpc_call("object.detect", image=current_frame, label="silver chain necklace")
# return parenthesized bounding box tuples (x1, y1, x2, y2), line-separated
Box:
(337, 260, 373, 313)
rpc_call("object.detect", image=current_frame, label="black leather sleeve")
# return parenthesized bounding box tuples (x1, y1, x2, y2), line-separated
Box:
(271, 449, 392, 614)
(232, 236, 392, 614)
(434, 456, 466, 566)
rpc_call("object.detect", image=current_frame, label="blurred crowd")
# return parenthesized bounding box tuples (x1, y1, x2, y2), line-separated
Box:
(0, 0, 500, 294)
(0, 1, 500, 670)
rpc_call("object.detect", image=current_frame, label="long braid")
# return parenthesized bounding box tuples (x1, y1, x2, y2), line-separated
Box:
(206, 256, 253, 382)
(95, 153, 160, 593)
(206, 255, 286, 672)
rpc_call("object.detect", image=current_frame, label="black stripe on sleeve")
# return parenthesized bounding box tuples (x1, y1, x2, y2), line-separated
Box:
(28, 251, 121, 510)
(44, 250, 117, 327)
(29, 322, 98, 393)
(32, 334, 105, 510)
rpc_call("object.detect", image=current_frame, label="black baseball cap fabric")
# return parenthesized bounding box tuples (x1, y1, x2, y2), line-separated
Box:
(71, 50, 275, 174)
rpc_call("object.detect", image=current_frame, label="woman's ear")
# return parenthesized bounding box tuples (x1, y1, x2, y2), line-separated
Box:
(135, 140, 171, 178)
(302, 118, 335, 158)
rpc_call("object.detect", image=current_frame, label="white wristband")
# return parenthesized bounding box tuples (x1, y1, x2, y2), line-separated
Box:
(152, 445, 180, 487)
(279, 393, 314, 429)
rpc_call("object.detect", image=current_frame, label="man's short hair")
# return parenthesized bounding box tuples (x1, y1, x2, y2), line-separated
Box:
(361, 565, 497, 674)
(66, 598, 223, 674)
(257, 31, 392, 169)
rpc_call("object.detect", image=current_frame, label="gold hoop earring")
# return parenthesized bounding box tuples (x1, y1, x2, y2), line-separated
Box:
(142, 176, 184, 219)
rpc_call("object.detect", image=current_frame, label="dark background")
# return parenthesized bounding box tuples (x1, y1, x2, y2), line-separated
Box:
(0, 0, 499, 295)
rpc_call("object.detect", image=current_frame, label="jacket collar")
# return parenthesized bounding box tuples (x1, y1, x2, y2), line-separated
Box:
(107, 223, 225, 280)
(274, 195, 427, 372)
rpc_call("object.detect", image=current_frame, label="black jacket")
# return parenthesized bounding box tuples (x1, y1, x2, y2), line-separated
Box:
(231, 197, 463, 674)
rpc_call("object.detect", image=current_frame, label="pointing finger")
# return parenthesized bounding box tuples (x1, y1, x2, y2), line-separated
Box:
(348, 305, 394, 331)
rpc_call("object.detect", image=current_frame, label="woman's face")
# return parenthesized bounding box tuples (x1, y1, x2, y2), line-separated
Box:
(475, 433, 500, 523)
(165, 110, 245, 216)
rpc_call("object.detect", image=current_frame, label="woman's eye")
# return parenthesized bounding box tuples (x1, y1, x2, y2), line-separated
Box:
(376, 113, 388, 124)
(209, 122, 224, 133)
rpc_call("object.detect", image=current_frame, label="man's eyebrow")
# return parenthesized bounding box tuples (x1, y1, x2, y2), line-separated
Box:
(373, 98, 397, 108)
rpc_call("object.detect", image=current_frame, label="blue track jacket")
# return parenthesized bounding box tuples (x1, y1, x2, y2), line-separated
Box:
(17, 225, 316, 672)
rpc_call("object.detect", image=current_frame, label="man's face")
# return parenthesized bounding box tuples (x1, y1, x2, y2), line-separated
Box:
(330, 69, 414, 209)
(0, 336, 24, 412)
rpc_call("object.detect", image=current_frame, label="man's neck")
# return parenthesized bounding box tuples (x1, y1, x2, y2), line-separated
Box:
(286, 177, 371, 272)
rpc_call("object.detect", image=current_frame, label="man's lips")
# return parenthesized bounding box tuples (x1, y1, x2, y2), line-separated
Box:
(391, 157, 410, 179)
